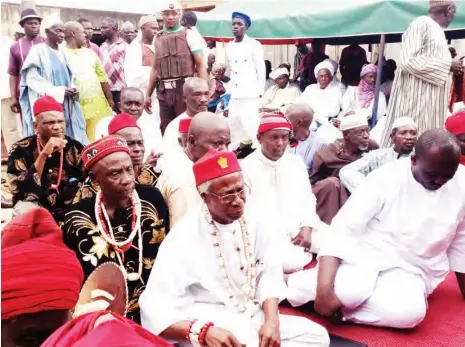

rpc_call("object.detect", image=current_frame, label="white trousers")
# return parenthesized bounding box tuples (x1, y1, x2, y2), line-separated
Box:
(179, 302, 329, 347)
(286, 263, 427, 329)
(228, 98, 260, 150)
(1, 98, 23, 152)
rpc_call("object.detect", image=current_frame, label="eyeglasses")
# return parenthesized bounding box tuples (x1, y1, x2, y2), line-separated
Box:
(207, 185, 250, 204)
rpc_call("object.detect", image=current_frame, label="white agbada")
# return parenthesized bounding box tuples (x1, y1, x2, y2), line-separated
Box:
(226, 35, 265, 149)
(156, 148, 200, 227)
(163, 111, 190, 151)
(139, 205, 330, 347)
(288, 159, 465, 328)
(241, 150, 327, 273)
(95, 113, 164, 159)
(124, 40, 161, 126)
(260, 82, 302, 112)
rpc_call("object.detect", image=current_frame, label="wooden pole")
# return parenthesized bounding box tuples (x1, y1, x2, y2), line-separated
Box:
(371, 33, 386, 127)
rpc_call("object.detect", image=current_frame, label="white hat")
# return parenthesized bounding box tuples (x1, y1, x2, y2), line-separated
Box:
(121, 21, 135, 31)
(314, 60, 336, 78)
(392, 117, 417, 130)
(340, 113, 368, 131)
(42, 15, 63, 30)
(269, 67, 289, 80)
(139, 15, 158, 28)
(160, 0, 182, 11)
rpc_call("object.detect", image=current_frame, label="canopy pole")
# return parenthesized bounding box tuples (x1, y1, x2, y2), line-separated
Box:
(371, 33, 386, 127)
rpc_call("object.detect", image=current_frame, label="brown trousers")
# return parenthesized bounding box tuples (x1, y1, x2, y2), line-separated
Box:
(157, 80, 187, 134)
(312, 177, 349, 224)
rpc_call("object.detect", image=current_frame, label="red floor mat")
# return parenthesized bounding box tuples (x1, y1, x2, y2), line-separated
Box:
(281, 273, 465, 347)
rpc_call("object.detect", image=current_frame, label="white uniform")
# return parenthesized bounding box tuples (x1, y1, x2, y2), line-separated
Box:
(226, 35, 265, 149)
(287, 159, 465, 328)
(139, 205, 330, 347)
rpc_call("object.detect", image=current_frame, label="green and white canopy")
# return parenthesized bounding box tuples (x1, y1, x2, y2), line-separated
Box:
(197, 0, 465, 44)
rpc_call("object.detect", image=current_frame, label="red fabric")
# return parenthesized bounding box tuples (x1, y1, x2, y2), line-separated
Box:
(1, 208, 83, 320)
(82, 135, 130, 170)
(41, 311, 173, 347)
(445, 111, 465, 136)
(281, 272, 465, 347)
(193, 149, 241, 186)
(461, 155, 465, 166)
(178, 118, 192, 134)
(108, 113, 140, 135)
(33, 95, 64, 116)
(258, 112, 292, 134)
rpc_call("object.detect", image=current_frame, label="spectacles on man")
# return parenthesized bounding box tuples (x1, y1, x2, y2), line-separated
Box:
(207, 185, 250, 204)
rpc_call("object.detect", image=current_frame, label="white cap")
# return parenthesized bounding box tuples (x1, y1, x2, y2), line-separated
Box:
(340, 113, 368, 131)
(42, 15, 63, 30)
(269, 67, 289, 80)
(121, 21, 135, 31)
(139, 15, 158, 28)
(392, 117, 417, 130)
(160, 0, 182, 11)
(314, 60, 336, 78)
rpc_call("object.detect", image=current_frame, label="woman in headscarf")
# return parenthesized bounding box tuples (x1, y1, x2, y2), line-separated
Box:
(340, 63, 387, 126)
(296, 60, 345, 129)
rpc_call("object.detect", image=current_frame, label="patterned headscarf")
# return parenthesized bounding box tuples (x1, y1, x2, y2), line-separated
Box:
(358, 64, 377, 108)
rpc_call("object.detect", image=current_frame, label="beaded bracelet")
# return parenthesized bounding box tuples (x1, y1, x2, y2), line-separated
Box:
(198, 322, 215, 346)
(186, 319, 197, 342)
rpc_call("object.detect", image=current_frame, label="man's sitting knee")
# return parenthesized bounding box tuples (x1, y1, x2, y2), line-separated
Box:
(379, 300, 426, 329)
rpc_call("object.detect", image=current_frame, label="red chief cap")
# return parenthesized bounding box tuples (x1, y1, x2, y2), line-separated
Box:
(108, 113, 141, 135)
(1, 208, 84, 320)
(193, 149, 241, 186)
(82, 135, 130, 170)
(178, 118, 192, 134)
(257, 112, 292, 134)
(445, 111, 465, 136)
(33, 95, 64, 116)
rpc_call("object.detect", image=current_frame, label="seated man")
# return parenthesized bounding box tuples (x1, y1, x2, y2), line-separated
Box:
(74, 113, 163, 203)
(445, 110, 465, 166)
(285, 104, 328, 173)
(340, 117, 417, 192)
(7, 95, 85, 222)
(163, 77, 210, 152)
(62, 136, 170, 324)
(241, 112, 325, 273)
(259, 67, 301, 113)
(312, 129, 465, 329)
(157, 112, 230, 227)
(42, 311, 171, 347)
(139, 150, 330, 347)
(310, 113, 379, 224)
(95, 87, 163, 159)
(2, 208, 83, 347)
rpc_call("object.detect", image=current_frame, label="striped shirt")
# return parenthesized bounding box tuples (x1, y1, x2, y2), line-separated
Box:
(339, 147, 412, 192)
(100, 38, 129, 91)
(379, 16, 452, 147)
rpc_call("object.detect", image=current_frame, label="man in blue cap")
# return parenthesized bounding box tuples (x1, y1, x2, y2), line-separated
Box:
(226, 12, 265, 150)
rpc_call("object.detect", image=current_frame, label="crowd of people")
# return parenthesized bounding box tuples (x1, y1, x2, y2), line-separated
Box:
(2, 0, 465, 346)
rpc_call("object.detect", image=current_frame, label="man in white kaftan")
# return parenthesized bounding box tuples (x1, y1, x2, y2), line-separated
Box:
(140, 149, 329, 347)
(162, 78, 210, 152)
(157, 112, 231, 228)
(293, 130, 465, 329)
(340, 117, 417, 192)
(259, 68, 301, 114)
(226, 12, 265, 150)
(124, 16, 160, 128)
(94, 88, 163, 158)
(379, 2, 462, 147)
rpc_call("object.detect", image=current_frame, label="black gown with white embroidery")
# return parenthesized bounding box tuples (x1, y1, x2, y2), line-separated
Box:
(62, 184, 169, 324)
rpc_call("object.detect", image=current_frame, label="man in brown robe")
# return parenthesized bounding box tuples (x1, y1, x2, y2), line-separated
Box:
(310, 114, 379, 224)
